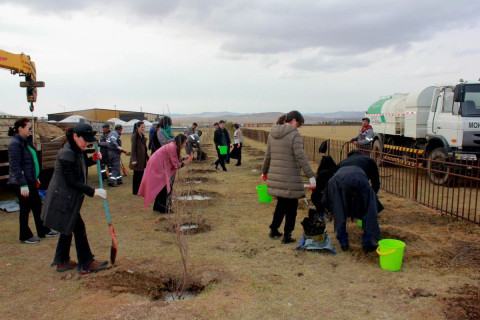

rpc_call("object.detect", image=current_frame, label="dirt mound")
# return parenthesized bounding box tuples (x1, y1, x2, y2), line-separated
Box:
(37, 123, 65, 140)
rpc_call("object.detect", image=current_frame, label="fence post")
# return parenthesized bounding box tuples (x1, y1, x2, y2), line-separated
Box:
(414, 151, 419, 201)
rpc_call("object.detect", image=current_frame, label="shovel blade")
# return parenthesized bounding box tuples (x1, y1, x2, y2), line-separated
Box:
(109, 225, 118, 264)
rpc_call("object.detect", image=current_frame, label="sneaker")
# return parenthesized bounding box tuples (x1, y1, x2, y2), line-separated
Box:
(23, 237, 40, 244)
(83, 259, 108, 272)
(269, 228, 283, 238)
(235, 163, 241, 166)
(45, 230, 60, 238)
(56, 260, 78, 272)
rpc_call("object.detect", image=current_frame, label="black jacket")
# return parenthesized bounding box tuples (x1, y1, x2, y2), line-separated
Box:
(41, 141, 96, 235)
(336, 153, 380, 193)
(213, 128, 231, 147)
(322, 166, 382, 240)
(8, 134, 38, 186)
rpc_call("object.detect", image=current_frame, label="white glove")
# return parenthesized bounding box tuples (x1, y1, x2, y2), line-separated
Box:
(20, 186, 29, 197)
(94, 188, 107, 199)
(308, 177, 316, 190)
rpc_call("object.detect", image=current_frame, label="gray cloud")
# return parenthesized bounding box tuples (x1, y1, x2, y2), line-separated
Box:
(2, 0, 480, 71)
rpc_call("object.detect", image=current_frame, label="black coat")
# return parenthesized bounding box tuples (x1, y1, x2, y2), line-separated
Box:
(336, 153, 380, 193)
(322, 166, 382, 240)
(8, 134, 38, 186)
(213, 128, 231, 147)
(41, 141, 96, 235)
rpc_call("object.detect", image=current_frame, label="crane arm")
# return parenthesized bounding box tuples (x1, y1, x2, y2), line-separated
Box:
(0, 49, 45, 112)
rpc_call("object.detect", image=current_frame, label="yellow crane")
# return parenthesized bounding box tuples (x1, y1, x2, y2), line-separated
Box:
(0, 49, 45, 112)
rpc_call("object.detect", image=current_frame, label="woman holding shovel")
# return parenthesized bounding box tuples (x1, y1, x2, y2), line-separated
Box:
(138, 134, 193, 213)
(41, 123, 109, 273)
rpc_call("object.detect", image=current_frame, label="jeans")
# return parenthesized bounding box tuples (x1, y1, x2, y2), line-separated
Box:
(53, 214, 93, 270)
(336, 220, 374, 246)
(16, 182, 51, 241)
(269, 197, 299, 235)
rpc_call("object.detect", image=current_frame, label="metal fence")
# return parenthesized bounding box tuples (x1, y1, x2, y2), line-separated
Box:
(242, 128, 480, 224)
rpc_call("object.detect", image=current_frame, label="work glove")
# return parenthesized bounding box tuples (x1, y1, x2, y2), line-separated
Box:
(261, 174, 267, 181)
(131, 161, 137, 167)
(92, 151, 102, 162)
(308, 177, 316, 190)
(94, 188, 107, 199)
(36, 180, 41, 189)
(20, 185, 29, 197)
(117, 147, 124, 152)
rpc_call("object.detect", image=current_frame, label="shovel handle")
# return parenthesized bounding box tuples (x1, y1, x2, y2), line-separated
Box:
(376, 247, 397, 256)
(94, 142, 112, 225)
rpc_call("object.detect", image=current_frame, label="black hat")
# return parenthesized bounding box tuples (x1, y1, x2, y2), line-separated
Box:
(74, 123, 97, 142)
(219, 120, 226, 124)
(362, 117, 370, 122)
(102, 123, 110, 128)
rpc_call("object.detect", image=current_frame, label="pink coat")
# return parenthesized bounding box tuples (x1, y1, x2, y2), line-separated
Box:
(137, 142, 182, 209)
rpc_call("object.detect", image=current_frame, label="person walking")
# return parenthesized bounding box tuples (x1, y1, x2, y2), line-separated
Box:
(349, 117, 374, 155)
(137, 134, 193, 213)
(157, 116, 175, 147)
(7, 118, 58, 244)
(129, 121, 149, 195)
(261, 111, 316, 244)
(41, 123, 109, 272)
(213, 120, 231, 172)
(230, 123, 243, 166)
(107, 124, 126, 187)
(322, 150, 382, 253)
(98, 123, 111, 180)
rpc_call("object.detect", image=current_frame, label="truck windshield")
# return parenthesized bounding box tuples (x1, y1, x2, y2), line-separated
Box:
(461, 84, 480, 117)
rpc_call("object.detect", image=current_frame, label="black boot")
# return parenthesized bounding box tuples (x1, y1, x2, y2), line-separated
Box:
(269, 228, 283, 238)
(282, 233, 296, 244)
(362, 243, 378, 254)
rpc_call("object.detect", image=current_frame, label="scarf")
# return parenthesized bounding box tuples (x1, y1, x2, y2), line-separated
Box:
(162, 125, 174, 140)
(361, 125, 373, 133)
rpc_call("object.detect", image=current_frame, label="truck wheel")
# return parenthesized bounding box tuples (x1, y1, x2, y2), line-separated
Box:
(372, 140, 383, 166)
(427, 147, 453, 185)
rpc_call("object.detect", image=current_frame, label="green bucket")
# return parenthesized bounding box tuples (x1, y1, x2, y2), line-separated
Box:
(256, 185, 273, 203)
(218, 145, 228, 155)
(376, 239, 406, 272)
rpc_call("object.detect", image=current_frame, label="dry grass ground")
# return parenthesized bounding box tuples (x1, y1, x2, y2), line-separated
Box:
(0, 128, 479, 320)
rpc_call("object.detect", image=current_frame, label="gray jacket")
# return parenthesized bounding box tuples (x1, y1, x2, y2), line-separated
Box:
(262, 124, 314, 199)
(351, 127, 374, 146)
(41, 142, 95, 235)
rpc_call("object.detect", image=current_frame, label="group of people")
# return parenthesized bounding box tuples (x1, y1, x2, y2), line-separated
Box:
(261, 111, 382, 252)
(7, 112, 380, 276)
(6, 116, 200, 273)
(213, 120, 243, 171)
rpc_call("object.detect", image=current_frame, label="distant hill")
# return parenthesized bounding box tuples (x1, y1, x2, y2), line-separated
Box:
(172, 111, 364, 125)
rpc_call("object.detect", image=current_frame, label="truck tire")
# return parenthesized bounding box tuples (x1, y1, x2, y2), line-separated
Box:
(372, 140, 383, 167)
(427, 147, 453, 185)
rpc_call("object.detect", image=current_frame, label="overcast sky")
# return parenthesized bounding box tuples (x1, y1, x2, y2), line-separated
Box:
(1, 0, 479, 117)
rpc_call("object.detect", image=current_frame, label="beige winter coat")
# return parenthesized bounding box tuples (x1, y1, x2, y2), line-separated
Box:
(262, 124, 315, 199)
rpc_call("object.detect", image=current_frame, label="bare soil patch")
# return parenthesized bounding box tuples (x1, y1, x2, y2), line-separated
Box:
(442, 283, 480, 320)
(85, 264, 222, 302)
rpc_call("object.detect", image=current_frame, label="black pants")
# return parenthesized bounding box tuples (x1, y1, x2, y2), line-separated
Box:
(153, 185, 172, 213)
(53, 214, 93, 270)
(132, 170, 144, 195)
(16, 182, 50, 241)
(231, 143, 242, 164)
(215, 154, 227, 170)
(269, 197, 299, 235)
